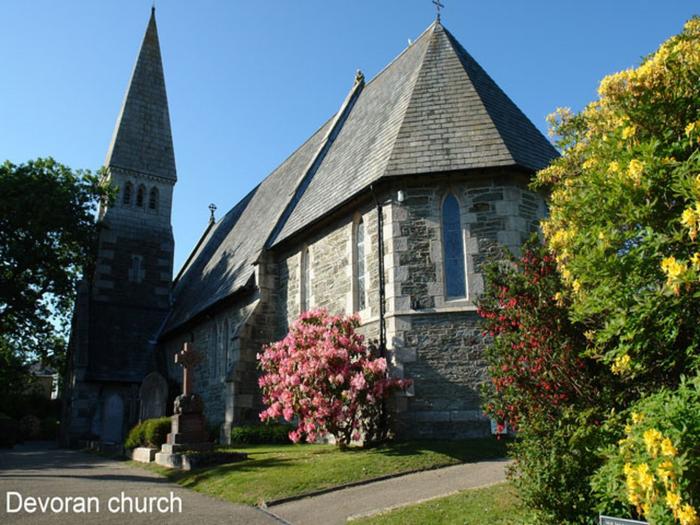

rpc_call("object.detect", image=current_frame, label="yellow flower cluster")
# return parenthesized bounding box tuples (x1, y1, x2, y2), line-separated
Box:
(678, 505, 700, 525)
(572, 279, 582, 294)
(549, 226, 577, 250)
(661, 256, 689, 294)
(643, 428, 677, 459)
(622, 125, 637, 140)
(611, 354, 631, 375)
(681, 203, 700, 241)
(621, 418, 699, 524)
(692, 253, 700, 269)
(627, 159, 645, 185)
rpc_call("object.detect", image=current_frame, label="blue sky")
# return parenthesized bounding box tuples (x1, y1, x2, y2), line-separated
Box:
(1, 1, 696, 272)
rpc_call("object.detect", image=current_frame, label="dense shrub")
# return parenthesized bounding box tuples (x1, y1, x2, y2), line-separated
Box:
(593, 376, 700, 524)
(529, 16, 700, 524)
(40, 417, 59, 440)
(230, 423, 293, 444)
(258, 309, 410, 446)
(509, 409, 613, 525)
(143, 417, 170, 448)
(124, 417, 170, 450)
(479, 241, 608, 524)
(19, 414, 42, 440)
(0, 413, 19, 448)
(478, 240, 599, 430)
(124, 421, 145, 450)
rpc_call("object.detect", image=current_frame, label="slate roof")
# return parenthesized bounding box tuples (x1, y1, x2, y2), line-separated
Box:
(105, 8, 177, 181)
(162, 20, 558, 335)
(163, 120, 333, 333)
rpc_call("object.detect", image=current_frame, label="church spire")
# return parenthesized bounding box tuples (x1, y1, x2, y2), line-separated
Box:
(105, 8, 177, 181)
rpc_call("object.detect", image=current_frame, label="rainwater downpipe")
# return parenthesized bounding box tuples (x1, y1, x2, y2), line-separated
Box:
(370, 185, 386, 359)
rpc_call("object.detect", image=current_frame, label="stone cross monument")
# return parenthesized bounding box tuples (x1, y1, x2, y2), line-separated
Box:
(155, 342, 212, 468)
(175, 342, 200, 396)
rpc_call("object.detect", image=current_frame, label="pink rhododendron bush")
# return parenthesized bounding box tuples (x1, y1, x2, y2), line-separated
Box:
(257, 309, 410, 447)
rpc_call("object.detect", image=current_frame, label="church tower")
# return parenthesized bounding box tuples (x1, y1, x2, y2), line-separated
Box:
(62, 8, 176, 445)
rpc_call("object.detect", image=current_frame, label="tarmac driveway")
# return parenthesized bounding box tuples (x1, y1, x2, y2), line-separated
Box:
(0, 442, 278, 525)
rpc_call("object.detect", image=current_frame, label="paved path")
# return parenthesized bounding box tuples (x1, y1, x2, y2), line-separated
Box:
(268, 459, 510, 525)
(0, 442, 277, 525)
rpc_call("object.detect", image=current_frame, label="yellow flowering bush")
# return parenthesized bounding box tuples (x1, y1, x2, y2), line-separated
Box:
(592, 377, 700, 524)
(532, 16, 700, 524)
(535, 17, 700, 385)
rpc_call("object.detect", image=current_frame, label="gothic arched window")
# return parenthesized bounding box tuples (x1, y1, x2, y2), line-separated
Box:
(136, 185, 146, 207)
(148, 187, 159, 210)
(354, 219, 366, 311)
(442, 194, 466, 299)
(122, 182, 133, 205)
(300, 246, 311, 313)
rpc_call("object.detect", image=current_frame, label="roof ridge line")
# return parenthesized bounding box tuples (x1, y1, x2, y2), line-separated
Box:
(172, 216, 217, 286)
(441, 26, 548, 166)
(381, 22, 441, 177)
(263, 73, 366, 249)
(172, 184, 258, 289)
(442, 26, 515, 164)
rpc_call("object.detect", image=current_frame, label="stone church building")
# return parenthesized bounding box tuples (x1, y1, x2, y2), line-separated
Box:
(62, 9, 557, 445)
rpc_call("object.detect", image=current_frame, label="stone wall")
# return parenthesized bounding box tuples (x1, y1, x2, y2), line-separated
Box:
(156, 170, 546, 442)
(276, 202, 383, 339)
(161, 292, 262, 441)
(386, 171, 547, 438)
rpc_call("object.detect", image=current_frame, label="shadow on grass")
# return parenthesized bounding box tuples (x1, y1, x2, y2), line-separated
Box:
(365, 437, 511, 463)
(164, 456, 298, 487)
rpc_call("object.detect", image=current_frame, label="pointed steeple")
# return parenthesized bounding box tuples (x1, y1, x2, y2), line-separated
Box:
(105, 8, 177, 181)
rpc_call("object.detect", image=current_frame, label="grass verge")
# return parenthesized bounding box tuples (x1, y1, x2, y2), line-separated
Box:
(351, 482, 527, 525)
(134, 438, 508, 505)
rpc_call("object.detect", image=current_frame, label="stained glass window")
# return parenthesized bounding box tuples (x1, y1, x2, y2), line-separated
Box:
(442, 194, 466, 298)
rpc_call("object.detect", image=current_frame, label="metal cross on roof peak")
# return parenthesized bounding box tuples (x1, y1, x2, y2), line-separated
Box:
(208, 203, 217, 224)
(432, 0, 444, 21)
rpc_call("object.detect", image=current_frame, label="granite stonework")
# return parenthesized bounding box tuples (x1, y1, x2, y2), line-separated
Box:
(65, 13, 557, 445)
(384, 174, 546, 437)
(160, 173, 544, 441)
(61, 11, 177, 447)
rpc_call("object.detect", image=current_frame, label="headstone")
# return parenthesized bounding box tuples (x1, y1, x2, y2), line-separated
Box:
(139, 372, 168, 420)
(155, 343, 212, 468)
(101, 393, 124, 443)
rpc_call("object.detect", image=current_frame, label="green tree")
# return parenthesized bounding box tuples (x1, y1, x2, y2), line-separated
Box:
(0, 158, 112, 373)
(535, 17, 700, 389)
(533, 17, 700, 522)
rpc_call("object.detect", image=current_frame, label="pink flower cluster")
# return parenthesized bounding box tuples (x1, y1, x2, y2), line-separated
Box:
(257, 309, 410, 446)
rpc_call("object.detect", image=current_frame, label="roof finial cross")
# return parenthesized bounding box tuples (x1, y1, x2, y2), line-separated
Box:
(208, 203, 217, 224)
(432, 0, 444, 22)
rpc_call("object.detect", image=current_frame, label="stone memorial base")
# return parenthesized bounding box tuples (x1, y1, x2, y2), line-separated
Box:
(132, 447, 158, 463)
(154, 400, 213, 469)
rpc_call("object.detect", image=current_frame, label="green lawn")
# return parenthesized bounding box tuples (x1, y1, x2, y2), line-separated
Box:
(136, 438, 508, 505)
(352, 483, 528, 525)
